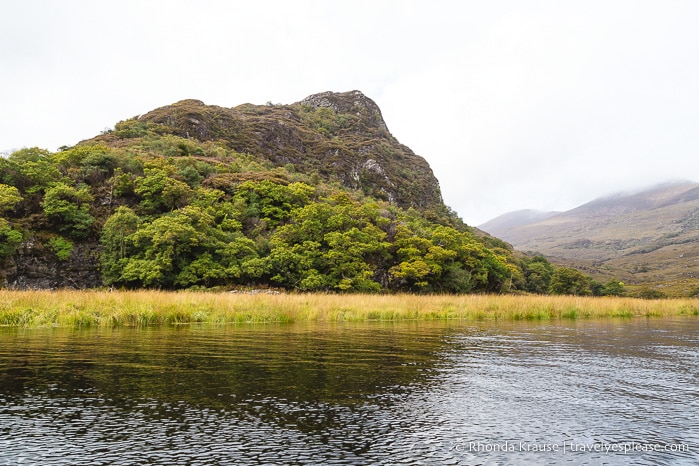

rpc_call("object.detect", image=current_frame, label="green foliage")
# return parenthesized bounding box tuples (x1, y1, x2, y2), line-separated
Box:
(134, 164, 193, 213)
(41, 183, 95, 237)
(114, 118, 149, 138)
(100, 206, 140, 284)
(48, 236, 74, 261)
(324, 225, 388, 292)
(111, 168, 137, 197)
(81, 148, 120, 183)
(385, 219, 518, 293)
(7, 148, 64, 194)
(175, 158, 212, 187)
(263, 196, 389, 292)
(299, 106, 353, 137)
(601, 279, 625, 296)
(521, 256, 555, 294)
(234, 180, 315, 229)
(0, 218, 23, 258)
(589, 279, 605, 297)
(635, 286, 666, 299)
(49, 144, 132, 186)
(549, 267, 592, 296)
(101, 205, 262, 288)
(0, 184, 22, 212)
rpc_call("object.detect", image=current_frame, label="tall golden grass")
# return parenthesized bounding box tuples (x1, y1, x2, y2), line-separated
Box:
(0, 289, 697, 328)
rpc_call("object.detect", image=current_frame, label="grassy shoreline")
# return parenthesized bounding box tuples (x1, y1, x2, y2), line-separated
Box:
(1, 290, 698, 328)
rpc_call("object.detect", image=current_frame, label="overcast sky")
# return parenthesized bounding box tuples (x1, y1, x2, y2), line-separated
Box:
(2, 0, 698, 225)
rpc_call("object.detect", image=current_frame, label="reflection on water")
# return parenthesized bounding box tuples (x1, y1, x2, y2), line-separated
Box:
(0, 318, 697, 465)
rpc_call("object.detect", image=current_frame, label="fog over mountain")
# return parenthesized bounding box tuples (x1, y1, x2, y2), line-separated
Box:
(480, 180, 699, 293)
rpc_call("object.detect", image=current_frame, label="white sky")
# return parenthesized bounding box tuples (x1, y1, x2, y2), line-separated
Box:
(2, 0, 698, 226)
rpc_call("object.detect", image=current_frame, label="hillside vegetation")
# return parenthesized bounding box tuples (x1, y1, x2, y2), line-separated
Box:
(0, 91, 621, 296)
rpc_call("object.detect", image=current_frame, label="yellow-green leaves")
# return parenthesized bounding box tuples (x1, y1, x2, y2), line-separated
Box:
(0, 184, 21, 212)
(41, 183, 95, 237)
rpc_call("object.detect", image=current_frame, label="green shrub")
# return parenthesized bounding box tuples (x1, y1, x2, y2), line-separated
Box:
(48, 237, 73, 261)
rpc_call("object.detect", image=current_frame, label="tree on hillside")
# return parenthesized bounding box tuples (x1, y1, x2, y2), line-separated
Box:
(0, 219, 23, 259)
(602, 279, 625, 296)
(521, 256, 555, 294)
(0, 184, 22, 212)
(549, 267, 592, 296)
(41, 183, 95, 238)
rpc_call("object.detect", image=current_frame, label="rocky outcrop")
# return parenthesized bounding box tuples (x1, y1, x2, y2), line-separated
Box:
(3, 239, 101, 290)
(299, 90, 390, 135)
(134, 91, 444, 210)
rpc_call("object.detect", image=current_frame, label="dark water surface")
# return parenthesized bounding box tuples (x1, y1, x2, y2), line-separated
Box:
(0, 318, 697, 465)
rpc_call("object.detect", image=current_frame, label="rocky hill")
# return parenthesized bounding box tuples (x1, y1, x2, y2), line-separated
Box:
(94, 90, 444, 211)
(0, 91, 530, 293)
(480, 181, 699, 294)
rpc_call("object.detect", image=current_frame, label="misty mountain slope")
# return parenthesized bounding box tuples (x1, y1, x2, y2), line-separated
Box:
(479, 181, 699, 288)
(478, 209, 559, 234)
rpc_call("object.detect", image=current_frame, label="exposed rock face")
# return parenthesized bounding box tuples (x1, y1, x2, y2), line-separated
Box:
(3, 239, 102, 289)
(299, 90, 390, 135)
(136, 91, 444, 210)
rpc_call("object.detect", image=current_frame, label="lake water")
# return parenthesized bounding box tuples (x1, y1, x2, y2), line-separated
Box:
(0, 317, 697, 465)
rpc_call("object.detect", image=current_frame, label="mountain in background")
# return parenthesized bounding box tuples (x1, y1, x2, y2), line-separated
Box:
(480, 181, 699, 294)
(479, 209, 560, 234)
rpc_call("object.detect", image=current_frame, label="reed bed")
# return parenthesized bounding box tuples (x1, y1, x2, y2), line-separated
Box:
(0, 289, 697, 328)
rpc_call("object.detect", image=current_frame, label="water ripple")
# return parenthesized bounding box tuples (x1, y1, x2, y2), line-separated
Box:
(0, 319, 697, 465)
